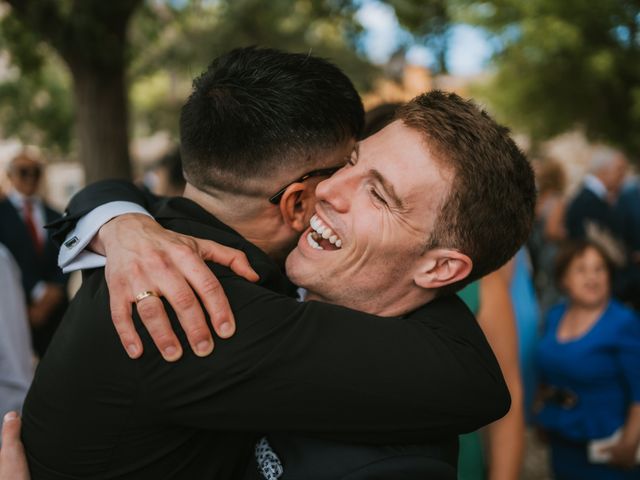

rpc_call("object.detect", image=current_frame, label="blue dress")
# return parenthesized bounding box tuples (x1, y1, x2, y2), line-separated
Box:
(535, 300, 640, 479)
(510, 248, 540, 422)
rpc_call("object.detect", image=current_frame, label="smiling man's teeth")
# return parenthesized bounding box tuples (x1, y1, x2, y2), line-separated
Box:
(309, 214, 343, 249)
(306, 232, 323, 250)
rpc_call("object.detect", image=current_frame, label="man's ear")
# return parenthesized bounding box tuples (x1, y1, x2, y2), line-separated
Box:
(414, 249, 473, 290)
(278, 182, 316, 232)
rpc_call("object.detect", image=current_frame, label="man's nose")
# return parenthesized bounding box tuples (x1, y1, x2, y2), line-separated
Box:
(315, 170, 351, 213)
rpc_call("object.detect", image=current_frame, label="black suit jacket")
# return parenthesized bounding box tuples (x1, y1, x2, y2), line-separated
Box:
(247, 434, 458, 479)
(617, 184, 640, 252)
(0, 198, 67, 300)
(565, 186, 623, 241)
(25, 186, 508, 479)
(0, 197, 69, 356)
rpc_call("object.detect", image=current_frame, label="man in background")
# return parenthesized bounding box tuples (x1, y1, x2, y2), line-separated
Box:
(565, 146, 635, 303)
(565, 146, 627, 247)
(614, 163, 640, 310)
(144, 148, 186, 197)
(0, 152, 69, 357)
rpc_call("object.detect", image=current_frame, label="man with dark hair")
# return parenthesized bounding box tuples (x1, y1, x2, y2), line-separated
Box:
(14, 48, 534, 479)
(179, 47, 363, 202)
(565, 146, 627, 243)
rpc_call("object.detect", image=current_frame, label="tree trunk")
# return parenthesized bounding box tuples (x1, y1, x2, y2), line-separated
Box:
(71, 63, 132, 183)
(3, 0, 141, 182)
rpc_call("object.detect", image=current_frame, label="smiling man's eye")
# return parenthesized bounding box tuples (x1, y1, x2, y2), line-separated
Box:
(369, 187, 387, 205)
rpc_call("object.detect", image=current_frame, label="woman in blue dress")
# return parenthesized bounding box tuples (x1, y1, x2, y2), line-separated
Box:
(535, 240, 640, 479)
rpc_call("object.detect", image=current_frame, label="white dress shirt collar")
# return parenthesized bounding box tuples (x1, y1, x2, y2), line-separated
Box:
(7, 190, 43, 212)
(7, 190, 47, 242)
(584, 174, 608, 201)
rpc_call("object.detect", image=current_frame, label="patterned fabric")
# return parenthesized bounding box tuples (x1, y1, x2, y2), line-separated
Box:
(255, 437, 284, 480)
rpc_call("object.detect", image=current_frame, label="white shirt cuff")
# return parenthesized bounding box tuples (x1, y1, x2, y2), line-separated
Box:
(58, 201, 152, 273)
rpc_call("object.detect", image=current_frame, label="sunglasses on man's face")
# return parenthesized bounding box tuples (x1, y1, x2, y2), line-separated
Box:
(15, 167, 42, 180)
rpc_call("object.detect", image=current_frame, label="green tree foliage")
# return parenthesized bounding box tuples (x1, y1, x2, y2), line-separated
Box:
(0, 0, 375, 180)
(0, 12, 73, 153)
(464, 0, 640, 156)
(382, 0, 452, 73)
(1, 0, 143, 181)
(381, 0, 640, 156)
(129, 0, 376, 140)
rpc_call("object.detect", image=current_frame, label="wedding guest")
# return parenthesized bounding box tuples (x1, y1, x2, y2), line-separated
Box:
(565, 147, 627, 242)
(535, 240, 640, 479)
(0, 244, 33, 422)
(529, 158, 567, 312)
(0, 152, 68, 357)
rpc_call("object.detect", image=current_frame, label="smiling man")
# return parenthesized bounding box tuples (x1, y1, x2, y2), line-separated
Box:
(16, 47, 535, 479)
(288, 122, 458, 315)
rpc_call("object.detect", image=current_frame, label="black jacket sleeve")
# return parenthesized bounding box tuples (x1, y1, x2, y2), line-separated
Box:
(132, 271, 509, 444)
(47, 180, 157, 247)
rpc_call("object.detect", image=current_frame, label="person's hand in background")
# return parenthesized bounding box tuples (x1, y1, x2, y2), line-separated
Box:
(0, 412, 30, 480)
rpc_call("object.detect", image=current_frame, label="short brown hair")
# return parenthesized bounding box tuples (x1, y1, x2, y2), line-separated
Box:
(396, 91, 536, 293)
(554, 240, 614, 290)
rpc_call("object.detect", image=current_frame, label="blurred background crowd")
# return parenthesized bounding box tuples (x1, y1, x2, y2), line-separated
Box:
(1, 0, 640, 479)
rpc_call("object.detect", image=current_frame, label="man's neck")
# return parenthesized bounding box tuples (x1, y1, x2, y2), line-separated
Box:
(182, 183, 286, 262)
(305, 286, 437, 317)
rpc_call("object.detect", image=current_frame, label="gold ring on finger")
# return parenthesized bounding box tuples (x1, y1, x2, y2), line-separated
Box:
(135, 290, 159, 303)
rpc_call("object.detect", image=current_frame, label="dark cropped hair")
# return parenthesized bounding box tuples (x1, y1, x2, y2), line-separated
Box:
(554, 239, 614, 290)
(180, 47, 364, 196)
(396, 91, 536, 294)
